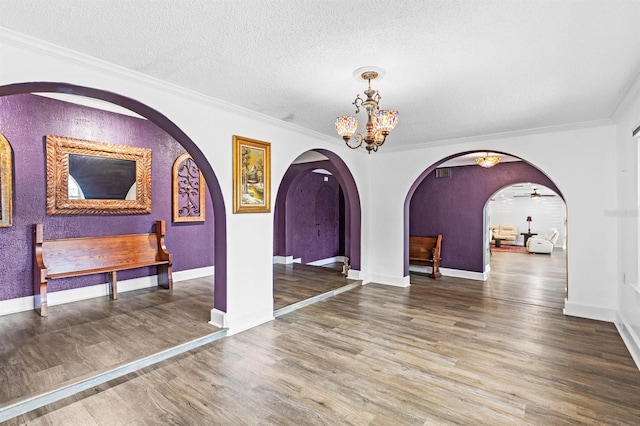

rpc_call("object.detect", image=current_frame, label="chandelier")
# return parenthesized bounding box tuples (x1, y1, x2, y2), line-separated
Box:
(335, 67, 398, 154)
(475, 152, 501, 168)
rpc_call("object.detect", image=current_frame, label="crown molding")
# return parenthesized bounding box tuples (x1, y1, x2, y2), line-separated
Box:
(0, 27, 337, 144)
(612, 69, 640, 124)
(381, 118, 614, 153)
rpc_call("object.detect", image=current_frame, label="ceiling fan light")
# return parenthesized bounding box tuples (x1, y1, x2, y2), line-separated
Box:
(475, 155, 501, 168)
(335, 116, 358, 138)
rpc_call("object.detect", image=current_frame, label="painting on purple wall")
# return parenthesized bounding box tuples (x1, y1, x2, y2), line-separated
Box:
(172, 152, 205, 222)
(46, 135, 152, 215)
(0, 132, 13, 227)
(232, 135, 271, 213)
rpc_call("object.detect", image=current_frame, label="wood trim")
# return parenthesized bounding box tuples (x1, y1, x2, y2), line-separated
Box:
(45, 135, 152, 215)
(0, 133, 12, 227)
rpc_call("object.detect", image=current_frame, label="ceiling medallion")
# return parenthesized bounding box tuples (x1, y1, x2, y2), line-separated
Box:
(334, 67, 398, 154)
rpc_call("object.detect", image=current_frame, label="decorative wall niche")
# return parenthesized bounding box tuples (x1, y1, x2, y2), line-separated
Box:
(46, 134, 152, 215)
(0, 132, 13, 227)
(172, 152, 205, 222)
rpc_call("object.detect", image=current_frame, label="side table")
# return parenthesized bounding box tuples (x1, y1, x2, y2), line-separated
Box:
(521, 232, 537, 247)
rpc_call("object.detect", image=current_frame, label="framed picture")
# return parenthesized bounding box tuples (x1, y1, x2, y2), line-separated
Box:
(172, 152, 205, 222)
(232, 135, 271, 213)
(0, 133, 13, 227)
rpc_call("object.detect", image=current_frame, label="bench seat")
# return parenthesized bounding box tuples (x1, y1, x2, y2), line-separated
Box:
(34, 220, 173, 316)
(409, 234, 442, 279)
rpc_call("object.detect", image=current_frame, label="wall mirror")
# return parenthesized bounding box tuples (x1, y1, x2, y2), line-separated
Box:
(46, 135, 152, 215)
(0, 132, 13, 227)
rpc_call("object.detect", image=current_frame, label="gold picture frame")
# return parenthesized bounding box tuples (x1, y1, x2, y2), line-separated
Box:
(172, 152, 206, 222)
(0, 132, 13, 227)
(46, 135, 152, 215)
(232, 135, 271, 213)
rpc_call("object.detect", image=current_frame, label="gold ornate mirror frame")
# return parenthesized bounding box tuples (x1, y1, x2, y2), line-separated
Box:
(46, 135, 152, 215)
(0, 132, 13, 227)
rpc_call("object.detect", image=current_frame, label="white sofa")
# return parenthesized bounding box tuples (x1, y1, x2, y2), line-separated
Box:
(527, 228, 559, 254)
(489, 225, 518, 246)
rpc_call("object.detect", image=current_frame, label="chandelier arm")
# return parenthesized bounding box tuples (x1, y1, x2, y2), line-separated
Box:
(344, 133, 364, 149)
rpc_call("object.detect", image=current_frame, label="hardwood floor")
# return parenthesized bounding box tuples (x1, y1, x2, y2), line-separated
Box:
(6, 250, 640, 425)
(273, 262, 354, 311)
(0, 277, 220, 406)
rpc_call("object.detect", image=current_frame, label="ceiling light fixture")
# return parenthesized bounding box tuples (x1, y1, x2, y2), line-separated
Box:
(475, 152, 501, 168)
(335, 67, 398, 154)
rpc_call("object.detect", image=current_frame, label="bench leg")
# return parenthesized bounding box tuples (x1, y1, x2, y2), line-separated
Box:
(109, 271, 118, 299)
(430, 263, 442, 279)
(157, 264, 173, 290)
(35, 281, 48, 317)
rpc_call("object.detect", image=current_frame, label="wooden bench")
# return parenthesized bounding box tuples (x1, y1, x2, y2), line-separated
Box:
(33, 220, 173, 316)
(409, 234, 442, 279)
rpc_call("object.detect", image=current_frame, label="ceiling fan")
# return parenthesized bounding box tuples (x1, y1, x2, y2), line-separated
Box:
(514, 188, 555, 199)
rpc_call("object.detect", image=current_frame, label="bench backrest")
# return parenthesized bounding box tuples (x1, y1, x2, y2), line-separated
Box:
(409, 235, 442, 261)
(36, 221, 170, 276)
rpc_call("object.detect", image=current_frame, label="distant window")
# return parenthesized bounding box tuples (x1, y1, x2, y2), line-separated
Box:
(68, 175, 85, 200)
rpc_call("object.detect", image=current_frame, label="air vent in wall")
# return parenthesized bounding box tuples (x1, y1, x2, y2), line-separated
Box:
(435, 168, 451, 178)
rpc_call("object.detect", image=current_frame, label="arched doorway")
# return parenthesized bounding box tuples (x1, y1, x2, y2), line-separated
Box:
(274, 149, 361, 273)
(404, 150, 567, 305)
(273, 149, 361, 311)
(0, 82, 228, 313)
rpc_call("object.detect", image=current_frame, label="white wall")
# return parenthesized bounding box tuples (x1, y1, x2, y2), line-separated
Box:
(0, 29, 623, 333)
(365, 124, 619, 322)
(613, 71, 640, 367)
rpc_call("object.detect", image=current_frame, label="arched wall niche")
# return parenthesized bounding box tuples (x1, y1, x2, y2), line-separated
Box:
(274, 148, 361, 271)
(404, 150, 565, 276)
(0, 82, 228, 312)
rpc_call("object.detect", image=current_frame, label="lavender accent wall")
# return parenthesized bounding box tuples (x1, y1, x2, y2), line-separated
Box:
(409, 161, 561, 272)
(287, 171, 344, 263)
(0, 94, 214, 301)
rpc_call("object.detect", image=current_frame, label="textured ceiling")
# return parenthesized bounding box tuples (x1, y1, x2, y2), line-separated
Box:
(1, 1, 639, 151)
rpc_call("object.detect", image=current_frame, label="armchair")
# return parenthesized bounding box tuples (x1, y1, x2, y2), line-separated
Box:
(526, 228, 559, 254)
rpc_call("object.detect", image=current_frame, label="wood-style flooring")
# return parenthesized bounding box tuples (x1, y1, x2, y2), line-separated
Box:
(5, 250, 640, 425)
(273, 262, 353, 311)
(0, 277, 219, 406)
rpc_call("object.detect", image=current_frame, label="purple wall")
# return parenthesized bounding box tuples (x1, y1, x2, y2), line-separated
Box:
(287, 171, 344, 263)
(0, 94, 214, 301)
(409, 161, 560, 272)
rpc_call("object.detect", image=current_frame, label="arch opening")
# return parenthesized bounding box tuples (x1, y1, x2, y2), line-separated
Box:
(274, 149, 361, 272)
(405, 150, 566, 282)
(0, 82, 228, 312)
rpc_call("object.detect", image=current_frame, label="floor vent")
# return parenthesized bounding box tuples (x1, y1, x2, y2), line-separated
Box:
(435, 167, 451, 178)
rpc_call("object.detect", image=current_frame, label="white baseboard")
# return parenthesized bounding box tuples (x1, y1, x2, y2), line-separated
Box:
(0, 296, 35, 316)
(273, 256, 294, 264)
(224, 309, 274, 336)
(0, 266, 215, 317)
(440, 267, 488, 281)
(306, 256, 346, 266)
(174, 266, 214, 281)
(409, 265, 487, 281)
(616, 312, 640, 371)
(563, 299, 616, 322)
(209, 308, 228, 328)
(347, 269, 362, 280)
(364, 274, 410, 287)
